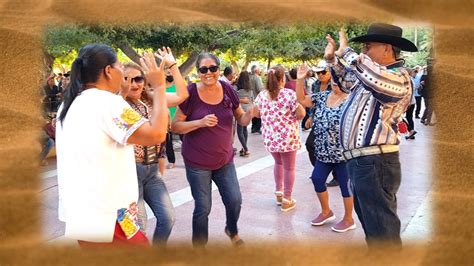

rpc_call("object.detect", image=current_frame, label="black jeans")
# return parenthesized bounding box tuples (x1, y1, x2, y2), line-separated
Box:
(251, 117, 261, 132)
(405, 104, 415, 131)
(414, 96, 422, 117)
(165, 132, 175, 164)
(346, 152, 402, 247)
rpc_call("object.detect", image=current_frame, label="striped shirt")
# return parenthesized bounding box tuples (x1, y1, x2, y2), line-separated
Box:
(329, 48, 413, 150)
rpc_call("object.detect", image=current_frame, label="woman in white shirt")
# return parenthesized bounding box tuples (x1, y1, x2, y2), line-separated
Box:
(56, 43, 170, 247)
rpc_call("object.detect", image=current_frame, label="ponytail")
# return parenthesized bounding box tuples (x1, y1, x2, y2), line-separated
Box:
(266, 65, 285, 100)
(58, 58, 84, 125)
(57, 44, 118, 125)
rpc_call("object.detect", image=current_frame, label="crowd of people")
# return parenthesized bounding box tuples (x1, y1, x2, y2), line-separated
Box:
(43, 23, 434, 248)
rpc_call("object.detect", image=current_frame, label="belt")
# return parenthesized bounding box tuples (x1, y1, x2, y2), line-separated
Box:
(342, 145, 399, 160)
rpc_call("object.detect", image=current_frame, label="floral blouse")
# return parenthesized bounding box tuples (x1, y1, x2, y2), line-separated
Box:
(255, 88, 301, 153)
(311, 90, 348, 163)
(127, 99, 166, 163)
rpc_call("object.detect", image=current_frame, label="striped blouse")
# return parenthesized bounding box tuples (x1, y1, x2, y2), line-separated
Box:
(329, 47, 413, 150)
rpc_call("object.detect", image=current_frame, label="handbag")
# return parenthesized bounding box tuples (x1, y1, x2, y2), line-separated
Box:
(398, 120, 408, 134)
(44, 120, 56, 140)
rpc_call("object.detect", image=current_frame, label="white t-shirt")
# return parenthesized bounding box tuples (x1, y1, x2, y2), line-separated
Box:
(56, 88, 147, 242)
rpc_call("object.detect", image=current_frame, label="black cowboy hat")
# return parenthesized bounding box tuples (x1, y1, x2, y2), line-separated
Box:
(350, 23, 418, 52)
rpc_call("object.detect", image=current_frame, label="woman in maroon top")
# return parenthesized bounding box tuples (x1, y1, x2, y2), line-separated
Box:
(171, 52, 254, 247)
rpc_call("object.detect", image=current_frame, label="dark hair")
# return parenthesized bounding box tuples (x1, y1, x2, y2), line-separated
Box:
(289, 68, 297, 80)
(195, 52, 220, 68)
(236, 71, 250, 91)
(58, 44, 118, 124)
(223, 66, 233, 77)
(266, 65, 285, 100)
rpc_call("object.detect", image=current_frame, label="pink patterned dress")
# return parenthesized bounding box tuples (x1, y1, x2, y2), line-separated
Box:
(255, 88, 302, 153)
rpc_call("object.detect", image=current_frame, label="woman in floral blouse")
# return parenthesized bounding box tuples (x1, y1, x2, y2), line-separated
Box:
(254, 65, 306, 212)
(295, 64, 355, 233)
(123, 47, 188, 246)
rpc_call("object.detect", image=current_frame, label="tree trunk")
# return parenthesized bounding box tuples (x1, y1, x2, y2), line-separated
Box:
(267, 57, 272, 70)
(241, 56, 251, 72)
(43, 51, 55, 77)
(230, 60, 239, 73)
(117, 43, 141, 65)
(179, 51, 199, 77)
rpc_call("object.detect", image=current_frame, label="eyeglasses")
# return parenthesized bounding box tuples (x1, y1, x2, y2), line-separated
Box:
(124, 76, 145, 83)
(198, 65, 219, 74)
(316, 70, 327, 75)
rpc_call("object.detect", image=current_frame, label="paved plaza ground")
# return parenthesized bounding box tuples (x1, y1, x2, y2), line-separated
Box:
(40, 118, 433, 248)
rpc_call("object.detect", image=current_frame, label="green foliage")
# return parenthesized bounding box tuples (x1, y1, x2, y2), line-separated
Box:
(44, 22, 431, 72)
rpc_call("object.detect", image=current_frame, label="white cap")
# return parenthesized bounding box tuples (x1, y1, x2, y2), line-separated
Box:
(311, 60, 328, 72)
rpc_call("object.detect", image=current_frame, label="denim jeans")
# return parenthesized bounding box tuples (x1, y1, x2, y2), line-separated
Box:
(236, 124, 248, 152)
(40, 136, 54, 161)
(346, 152, 402, 247)
(136, 163, 175, 245)
(185, 162, 242, 246)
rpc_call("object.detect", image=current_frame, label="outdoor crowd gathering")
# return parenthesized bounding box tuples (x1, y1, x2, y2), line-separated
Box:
(39, 22, 434, 248)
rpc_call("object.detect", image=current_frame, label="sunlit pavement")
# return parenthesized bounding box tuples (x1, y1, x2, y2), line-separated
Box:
(41, 118, 433, 247)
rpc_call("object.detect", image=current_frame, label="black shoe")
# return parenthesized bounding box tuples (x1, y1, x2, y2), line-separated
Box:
(326, 179, 339, 187)
(405, 131, 417, 140)
(415, 116, 420, 119)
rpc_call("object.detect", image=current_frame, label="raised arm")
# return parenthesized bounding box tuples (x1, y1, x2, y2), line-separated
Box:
(295, 64, 314, 108)
(154, 47, 189, 107)
(127, 52, 169, 146)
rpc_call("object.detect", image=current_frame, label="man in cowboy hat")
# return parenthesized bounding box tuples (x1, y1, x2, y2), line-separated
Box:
(324, 23, 418, 247)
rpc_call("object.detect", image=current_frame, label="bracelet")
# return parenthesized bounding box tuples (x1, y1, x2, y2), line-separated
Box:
(168, 63, 177, 69)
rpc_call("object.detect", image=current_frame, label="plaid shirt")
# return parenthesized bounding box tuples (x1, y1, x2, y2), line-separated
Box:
(329, 47, 413, 150)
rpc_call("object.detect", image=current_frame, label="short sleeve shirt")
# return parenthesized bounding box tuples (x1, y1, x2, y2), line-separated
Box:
(178, 80, 240, 170)
(56, 88, 146, 242)
(255, 88, 302, 153)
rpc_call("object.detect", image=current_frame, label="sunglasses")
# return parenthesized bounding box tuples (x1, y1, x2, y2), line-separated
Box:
(124, 76, 145, 83)
(316, 70, 327, 75)
(198, 65, 219, 74)
(63, 73, 70, 78)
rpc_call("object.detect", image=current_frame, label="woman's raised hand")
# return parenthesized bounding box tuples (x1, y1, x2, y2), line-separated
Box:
(154, 47, 176, 67)
(297, 64, 309, 80)
(139, 51, 165, 90)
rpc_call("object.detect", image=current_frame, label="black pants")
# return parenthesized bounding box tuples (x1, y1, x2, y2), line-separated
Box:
(251, 117, 261, 133)
(347, 153, 402, 247)
(405, 104, 415, 131)
(414, 96, 422, 118)
(165, 132, 175, 164)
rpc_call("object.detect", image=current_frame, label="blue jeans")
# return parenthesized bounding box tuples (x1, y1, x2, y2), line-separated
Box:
(40, 136, 54, 161)
(185, 162, 242, 246)
(136, 163, 175, 245)
(346, 152, 402, 247)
